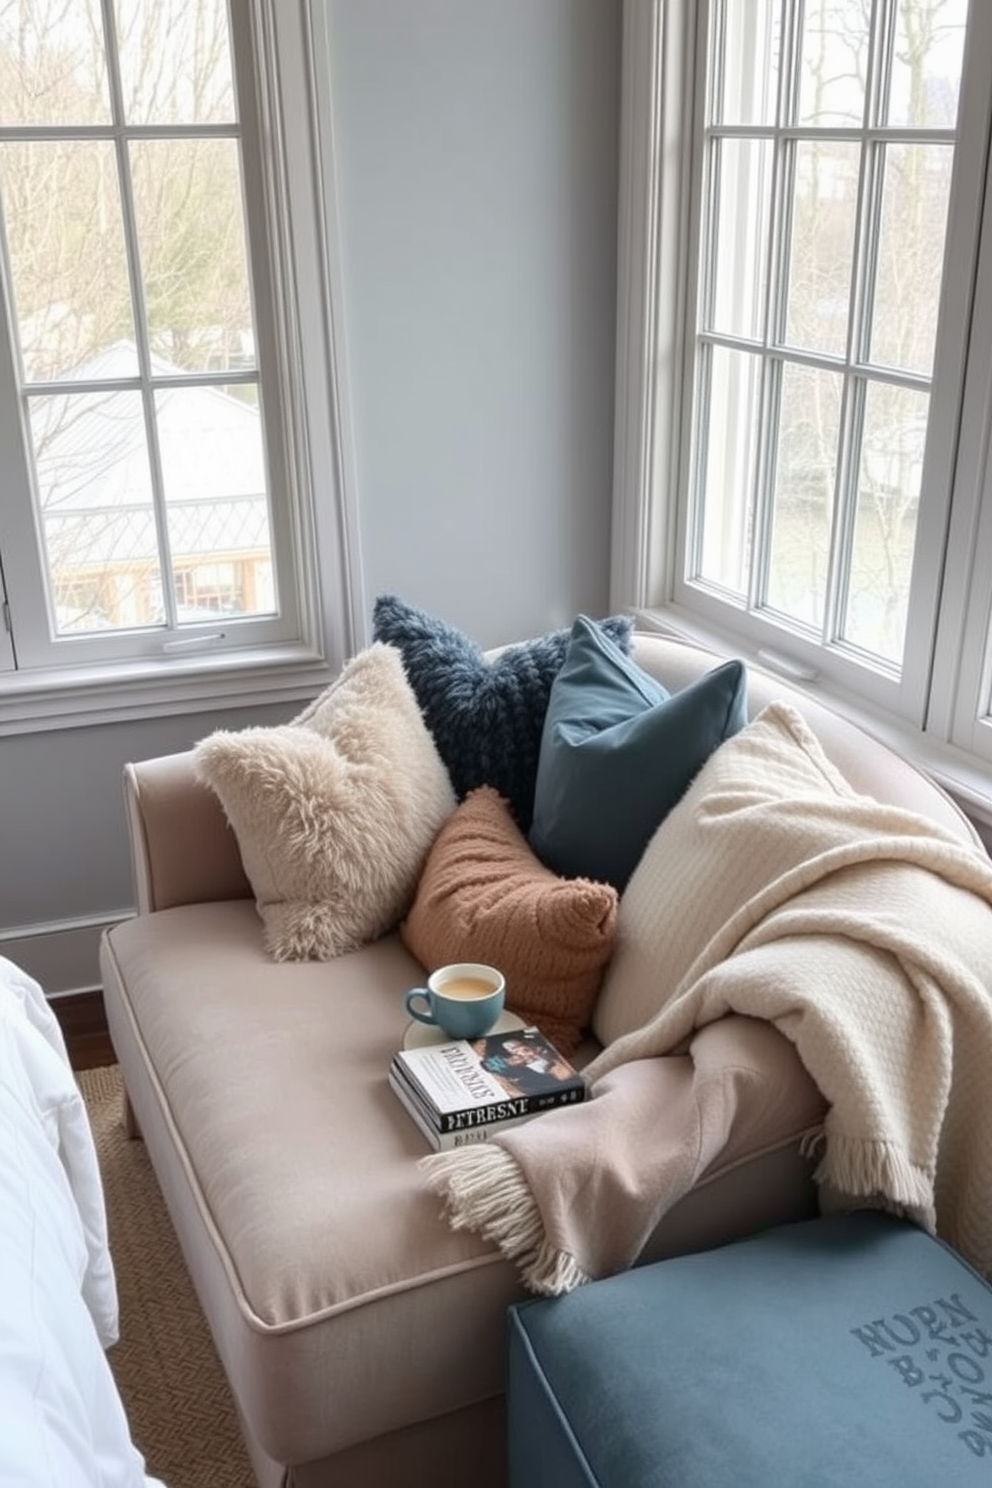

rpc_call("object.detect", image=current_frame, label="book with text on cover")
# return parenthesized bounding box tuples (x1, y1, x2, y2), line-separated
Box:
(390, 1025, 585, 1147)
(388, 1066, 551, 1150)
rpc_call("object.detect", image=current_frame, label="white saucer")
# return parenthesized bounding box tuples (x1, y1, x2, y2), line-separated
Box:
(401, 1008, 527, 1050)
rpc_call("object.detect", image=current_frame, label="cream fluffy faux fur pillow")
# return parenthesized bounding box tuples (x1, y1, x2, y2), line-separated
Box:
(194, 643, 456, 960)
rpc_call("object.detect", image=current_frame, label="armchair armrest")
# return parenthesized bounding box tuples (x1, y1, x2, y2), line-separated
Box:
(123, 752, 251, 913)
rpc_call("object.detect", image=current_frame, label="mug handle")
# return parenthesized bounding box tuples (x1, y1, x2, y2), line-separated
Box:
(404, 988, 437, 1025)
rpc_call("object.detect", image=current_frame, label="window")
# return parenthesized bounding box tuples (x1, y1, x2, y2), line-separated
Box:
(0, 0, 357, 726)
(614, 0, 992, 790)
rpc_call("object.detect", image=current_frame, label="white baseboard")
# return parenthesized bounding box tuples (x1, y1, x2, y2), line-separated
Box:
(0, 911, 133, 998)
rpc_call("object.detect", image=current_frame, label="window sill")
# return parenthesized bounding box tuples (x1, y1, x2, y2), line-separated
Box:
(0, 643, 339, 735)
(631, 604, 992, 837)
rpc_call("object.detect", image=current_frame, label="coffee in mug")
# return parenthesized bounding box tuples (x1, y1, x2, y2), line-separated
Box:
(404, 963, 505, 1039)
(438, 975, 498, 1000)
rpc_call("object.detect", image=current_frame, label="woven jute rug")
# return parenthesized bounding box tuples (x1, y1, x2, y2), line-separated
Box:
(79, 1064, 255, 1488)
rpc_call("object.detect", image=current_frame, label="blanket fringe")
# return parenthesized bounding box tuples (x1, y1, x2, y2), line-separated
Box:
(813, 1133, 935, 1222)
(799, 1127, 825, 1160)
(419, 1147, 592, 1295)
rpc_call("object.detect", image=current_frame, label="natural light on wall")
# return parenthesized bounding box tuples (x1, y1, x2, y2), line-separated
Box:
(689, 0, 966, 671)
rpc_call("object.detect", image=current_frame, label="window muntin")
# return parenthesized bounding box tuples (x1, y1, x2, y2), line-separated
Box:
(765, 360, 842, 632)
(695, 343, 762, 598)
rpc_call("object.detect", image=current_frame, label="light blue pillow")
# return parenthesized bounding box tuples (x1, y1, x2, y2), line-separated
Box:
(528, 615, 747, 889)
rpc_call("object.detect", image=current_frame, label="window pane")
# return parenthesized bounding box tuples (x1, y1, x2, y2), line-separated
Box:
(798, 0, 869, 128)
(694, 345, 761, 598)
(844, 382, 926, 663)
(766, 363, 841, 628)
(887, 0, 967, 129)
(0, 0, 110, 127)
(157, 384, 275, 621)
(870, 141, 953, 375)
(0, 0, 312, 679)
(0, 140, 137, 381)
(114, 0, 235, 126)
(28, 388, 163, 636)
(716, 0, 780, 126)
(709, 138, 772, 340)
(785, 140, 859, 357)
(130, 138, 254, 374)
(682, 0, 978, 717)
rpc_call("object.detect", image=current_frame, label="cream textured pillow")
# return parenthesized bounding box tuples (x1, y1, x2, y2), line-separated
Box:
(194, 643, 457, 961)
(401, 785, 618, 1054)
(593, 701, 855, 1046)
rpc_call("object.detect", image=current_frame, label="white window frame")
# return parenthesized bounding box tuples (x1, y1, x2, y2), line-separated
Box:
(0, 0, 364, 735)
(612, 0, 992, 825)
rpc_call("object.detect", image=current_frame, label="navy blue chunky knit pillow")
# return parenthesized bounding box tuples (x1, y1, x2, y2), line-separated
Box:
(372, 595, 635, 831)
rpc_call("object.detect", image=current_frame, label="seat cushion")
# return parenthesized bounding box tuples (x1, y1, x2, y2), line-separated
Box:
(100, 902, 821, 1469)
(507, 1211, 992, 1488)
(101, 904, 525, 1467)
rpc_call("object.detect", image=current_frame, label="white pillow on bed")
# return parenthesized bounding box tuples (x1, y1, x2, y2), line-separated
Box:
(0, 958, 165, 1488)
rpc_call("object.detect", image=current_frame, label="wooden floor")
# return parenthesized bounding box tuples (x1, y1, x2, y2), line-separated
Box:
(71, 1030, 117, 1069)
(55, 989, 116, 1070)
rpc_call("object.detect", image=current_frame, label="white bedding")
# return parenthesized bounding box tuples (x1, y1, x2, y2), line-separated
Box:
(0, 955, 165, 1488)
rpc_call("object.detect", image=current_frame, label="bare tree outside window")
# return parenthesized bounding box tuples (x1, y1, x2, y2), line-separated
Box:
(0, 0, 274, 639)
(691, 0, 967, 670)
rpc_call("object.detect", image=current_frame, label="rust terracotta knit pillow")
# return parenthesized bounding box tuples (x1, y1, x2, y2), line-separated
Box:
(401, 785, 618, 1054)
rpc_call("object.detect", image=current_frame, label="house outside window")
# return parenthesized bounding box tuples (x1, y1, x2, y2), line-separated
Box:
(0, 0, 358, 730)
(614, 0, 992, 799)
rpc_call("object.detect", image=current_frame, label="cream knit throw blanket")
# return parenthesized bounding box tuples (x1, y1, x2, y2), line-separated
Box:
(421, 703, 992, 1295)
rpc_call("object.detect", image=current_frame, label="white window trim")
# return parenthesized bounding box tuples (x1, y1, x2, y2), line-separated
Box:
(0, 0, 366, 736)
(612, 0, 992, 832)
(610, 0, 690, 617)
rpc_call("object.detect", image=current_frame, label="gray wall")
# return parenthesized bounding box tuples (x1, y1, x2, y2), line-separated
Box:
(0, 0, 622, 992)
(329, 0, 620, 646)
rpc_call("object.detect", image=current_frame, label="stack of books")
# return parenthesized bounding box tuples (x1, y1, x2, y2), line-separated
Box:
(389, 1025, 585, 1150)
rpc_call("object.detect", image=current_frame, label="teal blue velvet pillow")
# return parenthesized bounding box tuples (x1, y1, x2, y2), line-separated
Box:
(528, 616, 747, 889)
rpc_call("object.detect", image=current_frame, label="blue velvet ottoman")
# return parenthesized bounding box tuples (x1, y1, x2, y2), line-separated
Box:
(506, 1211, 992, 1487)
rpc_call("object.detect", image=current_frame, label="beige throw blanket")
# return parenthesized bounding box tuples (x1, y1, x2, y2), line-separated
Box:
(421, 705, 992, 1295)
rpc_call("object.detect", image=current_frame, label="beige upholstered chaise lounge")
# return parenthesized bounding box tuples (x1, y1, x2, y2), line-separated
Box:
(99, 633, 981, 1488)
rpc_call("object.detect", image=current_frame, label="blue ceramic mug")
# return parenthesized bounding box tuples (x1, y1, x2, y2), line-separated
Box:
(404, 962, 505, 1039)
